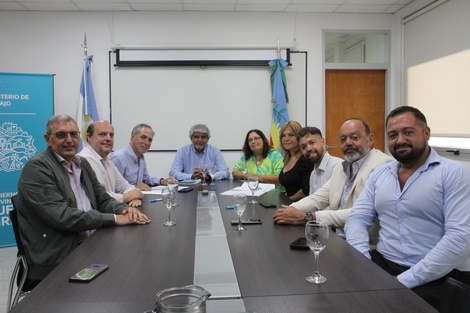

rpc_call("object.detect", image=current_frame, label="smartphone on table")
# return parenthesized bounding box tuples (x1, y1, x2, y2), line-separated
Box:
(289, 237, 309, 250)
(69, 264, 109, 282)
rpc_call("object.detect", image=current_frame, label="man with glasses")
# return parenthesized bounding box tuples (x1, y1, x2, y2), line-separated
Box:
(16, 115, 150, 283)
(169, 124, 230, 181)
(110, 123, 171, 190)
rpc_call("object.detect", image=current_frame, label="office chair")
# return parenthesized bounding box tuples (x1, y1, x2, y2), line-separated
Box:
(6, 195, 34, 312)
(440, 277, 470, 313)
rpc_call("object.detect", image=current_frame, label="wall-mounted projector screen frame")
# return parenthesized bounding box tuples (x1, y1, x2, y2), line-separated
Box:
(108, 50, 307, 152)
(114, 48, 290, 67)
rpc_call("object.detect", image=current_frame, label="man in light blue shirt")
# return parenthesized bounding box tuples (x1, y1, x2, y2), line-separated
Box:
(345, 106, 470, 309)
(110, 123, 170, 190)
(169, 124, 230, 181)
(296, 126, 342, 195)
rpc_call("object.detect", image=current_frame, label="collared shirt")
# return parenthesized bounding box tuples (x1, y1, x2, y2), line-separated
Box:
(309, 152, 343, 195)
(110, 144, 160, 186)
(345, 148, 470, 289)
(54, 151, 92, 241)
(169, 144, 230, 181)
(326, 153, 368, 238)
(78, 145, 137, 203)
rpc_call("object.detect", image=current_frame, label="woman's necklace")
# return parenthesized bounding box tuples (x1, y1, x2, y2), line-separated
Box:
(255, 155, 264, 166)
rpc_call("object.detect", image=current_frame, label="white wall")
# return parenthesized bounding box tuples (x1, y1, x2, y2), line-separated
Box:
(0, 10, 398, 176)
(403, 0, 470, 165)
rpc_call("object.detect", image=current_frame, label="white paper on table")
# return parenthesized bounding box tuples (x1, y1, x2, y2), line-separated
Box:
(220, 182, 275, 196)
(141, 186, 167, 195)
(142, 185, 191, 195)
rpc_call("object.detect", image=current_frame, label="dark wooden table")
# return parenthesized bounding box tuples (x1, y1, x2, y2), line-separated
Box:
(10, 180, 438, 313)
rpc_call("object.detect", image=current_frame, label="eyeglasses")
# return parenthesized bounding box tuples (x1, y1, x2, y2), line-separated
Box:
(248, 137, 261, 143)
(49, 131, 81, 139)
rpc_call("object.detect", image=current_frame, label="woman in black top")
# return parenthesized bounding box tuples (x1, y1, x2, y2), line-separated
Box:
(278, 121, 314, 201)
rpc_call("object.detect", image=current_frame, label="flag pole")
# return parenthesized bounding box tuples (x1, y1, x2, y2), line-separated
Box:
(275, 39, 281, 59)
(81, 33, 89, 115)
(82, 32, 88, 57)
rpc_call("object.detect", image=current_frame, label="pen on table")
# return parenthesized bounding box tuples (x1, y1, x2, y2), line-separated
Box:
(150, 198, 162, 203)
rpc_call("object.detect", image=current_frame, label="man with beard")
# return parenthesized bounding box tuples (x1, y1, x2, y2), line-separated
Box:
(297, 126, 342, 195)
(110, 123, 171, 190)
(345, 106, 470, 309)
(169, 124, 230, 181)
(273, 118, 393, 244)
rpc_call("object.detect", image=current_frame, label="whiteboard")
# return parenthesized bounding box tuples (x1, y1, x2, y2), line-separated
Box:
(109, 52, 307, 151)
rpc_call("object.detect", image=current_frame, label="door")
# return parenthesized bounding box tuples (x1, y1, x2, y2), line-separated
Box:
(325, 69, 386, 158)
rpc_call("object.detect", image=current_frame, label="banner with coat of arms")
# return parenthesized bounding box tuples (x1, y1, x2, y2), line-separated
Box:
(0, 72, 54, 247)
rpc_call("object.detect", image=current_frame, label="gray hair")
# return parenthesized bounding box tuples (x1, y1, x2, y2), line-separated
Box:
(131, 123, 154, 136)
(189, 124, 211, 138)
(45, 115, 77, 134)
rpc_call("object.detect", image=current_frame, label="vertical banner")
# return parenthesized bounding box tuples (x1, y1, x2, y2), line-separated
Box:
(0, 73, 54, 247)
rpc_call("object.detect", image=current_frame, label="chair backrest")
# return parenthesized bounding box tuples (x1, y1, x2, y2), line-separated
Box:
(10, 195, 26, 257)
(440, 277, 470, 313)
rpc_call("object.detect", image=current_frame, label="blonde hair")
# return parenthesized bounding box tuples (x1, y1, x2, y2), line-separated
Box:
(279, 121, 303, 164)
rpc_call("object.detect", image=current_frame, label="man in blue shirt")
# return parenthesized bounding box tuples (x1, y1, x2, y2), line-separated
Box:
(169, 124, 230, 181)
(110, 123, 170, 190)
(345, 106, 470, 309)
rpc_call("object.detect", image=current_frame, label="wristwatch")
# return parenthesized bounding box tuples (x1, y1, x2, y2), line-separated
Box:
(304, 212, 313, 222)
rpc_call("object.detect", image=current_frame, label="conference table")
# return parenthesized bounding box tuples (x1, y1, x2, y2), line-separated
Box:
(10, 180, 438, 313)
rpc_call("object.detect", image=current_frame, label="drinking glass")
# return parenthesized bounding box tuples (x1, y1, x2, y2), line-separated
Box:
(247, 176, 259, 204)
(242, 166, 248, 179)
(233, 193, 247, 231)
(207, 165, 217, 185)
(305, 220, 329, 284)
(200, 163, 208, 185)
(162, 188, 176, 227)
(167, 177, 179, 207)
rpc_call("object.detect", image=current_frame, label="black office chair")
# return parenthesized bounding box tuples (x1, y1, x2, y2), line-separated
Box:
(7, 195, 35, 312)
(440, 277, 470, 313)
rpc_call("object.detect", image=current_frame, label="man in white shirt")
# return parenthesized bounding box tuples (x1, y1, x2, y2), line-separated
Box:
(273, 118, 393, 244)
(79, 121, 143, 207)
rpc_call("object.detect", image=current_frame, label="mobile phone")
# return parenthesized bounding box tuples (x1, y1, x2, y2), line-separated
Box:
(259, 202, 276, 208)
(230, 219, 262, 225)
(289, 237, 309, 250)
(69, 264, 109, 282)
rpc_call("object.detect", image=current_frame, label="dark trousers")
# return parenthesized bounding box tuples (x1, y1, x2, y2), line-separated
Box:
(370, 249, 470, 310)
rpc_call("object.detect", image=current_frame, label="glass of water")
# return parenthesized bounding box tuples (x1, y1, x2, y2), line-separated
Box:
(305, 220, 329, 284)
(233, 193, 247, 231)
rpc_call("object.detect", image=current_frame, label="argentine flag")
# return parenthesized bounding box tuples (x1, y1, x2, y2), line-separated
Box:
(76, 55, 99, 151)
(269, 58, 289, 149)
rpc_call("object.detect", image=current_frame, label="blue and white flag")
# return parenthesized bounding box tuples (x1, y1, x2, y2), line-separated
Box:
(269, 58, 289, 149)
(76, 55, 99, 150)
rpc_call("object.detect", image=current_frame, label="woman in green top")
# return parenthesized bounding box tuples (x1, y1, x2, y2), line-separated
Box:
(232, 129, 284, 184)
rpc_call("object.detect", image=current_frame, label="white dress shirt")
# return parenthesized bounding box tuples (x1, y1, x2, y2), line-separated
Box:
(79, 145, 137, 203)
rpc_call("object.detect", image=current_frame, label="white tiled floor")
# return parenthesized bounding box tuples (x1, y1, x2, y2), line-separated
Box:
(0, 246, 18, 313)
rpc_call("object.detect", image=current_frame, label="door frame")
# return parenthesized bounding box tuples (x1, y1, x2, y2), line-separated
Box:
(322, 30, 391, 155)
